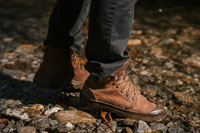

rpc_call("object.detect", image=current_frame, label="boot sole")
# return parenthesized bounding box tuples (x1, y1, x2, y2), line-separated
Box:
(80, 94, 167, 122)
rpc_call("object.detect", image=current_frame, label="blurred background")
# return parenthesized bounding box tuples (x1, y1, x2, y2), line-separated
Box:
(0, 0, 200, 132)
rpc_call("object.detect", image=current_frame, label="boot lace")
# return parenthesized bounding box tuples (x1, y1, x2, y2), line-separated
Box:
(71, 53, 85, 71)
(113, 72, 140, 102)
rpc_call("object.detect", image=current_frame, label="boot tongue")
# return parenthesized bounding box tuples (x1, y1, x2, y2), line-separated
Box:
(113, 60, 129, 80)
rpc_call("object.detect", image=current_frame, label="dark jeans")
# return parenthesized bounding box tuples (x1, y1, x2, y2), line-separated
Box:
(45, 0, 137, 80)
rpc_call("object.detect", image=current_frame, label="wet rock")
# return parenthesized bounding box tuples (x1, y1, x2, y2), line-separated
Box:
(51, 110, 96, 124)
(2, 108, 29, 120)
(137, 120, 152, 133)
(17, 126, 36, 133)
(30, 116, 49, 130)
(44, 107, 63, 116)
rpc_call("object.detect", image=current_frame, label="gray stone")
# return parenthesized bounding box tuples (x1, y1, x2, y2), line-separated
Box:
(76, 122, 87, 129)
(168, 127, 185, 133)
(0, 104, 8, 110)
(137, 120, 152, 133)
(55, 127, 69, 133)
(2, 108, 29, 120)
(110, 121, 117, 132)
(2, 127, 10, 133)
(94, 119, 101, 126)
(88, 125, 96, 131)
(30, 116, 49, 130)
(49, 120, 58, 126)
(65, 122, 74, 130)
(150, 122, 167, 132)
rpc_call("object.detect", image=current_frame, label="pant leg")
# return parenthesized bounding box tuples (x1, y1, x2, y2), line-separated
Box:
(85, 0, 138, 80)
(44, 0, 91, 53)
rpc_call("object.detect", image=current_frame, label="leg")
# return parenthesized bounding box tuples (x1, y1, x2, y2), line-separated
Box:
(45, 0, 90, 53)
(34, 0, 91, 88)
(85, 0, 137, 80)
(81, 0, 167, 121)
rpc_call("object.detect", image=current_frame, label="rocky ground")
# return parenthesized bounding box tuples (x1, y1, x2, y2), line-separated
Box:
(0, 0, 200, 133)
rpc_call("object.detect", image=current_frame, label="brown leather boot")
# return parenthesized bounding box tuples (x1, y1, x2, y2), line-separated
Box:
(33, 46, 90, 88)
(81, 61, 166, 121)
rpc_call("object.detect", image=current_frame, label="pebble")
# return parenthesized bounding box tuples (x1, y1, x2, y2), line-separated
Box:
(55, 127, 69, 133)
(94, 119, 102, 126)
(30, 104, 44, 111)
(140, 70, 150, 76)
(173, 91, 194, 103)
(128, 39, 142, 46)
(123, 127, 133, 133)
(17, 126, 36, 133)
(183, 54, 200, 69)
(65, 122, 74, 130)
(88, 124, 96, 131)
(2, 127, 10, 133)
(96, 123, 111, 132)
(137, 120, 152, 133)
(51, 110, 96, 124)
(76, 122, 87, 129)
(49, 119, 59, 126)
(109, 121, 117, 132)
(150, 122, 167, 132)
(168, 127, 185, 133)
(116, 127, 123, 132)
(30, 116, 49, 130)
(44, 107, 63, 116)
(116, 118, 137, 126)
(2, 108, 29, 120)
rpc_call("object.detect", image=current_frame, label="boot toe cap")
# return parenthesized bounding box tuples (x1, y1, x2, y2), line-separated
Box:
(149, 105, 166, 115)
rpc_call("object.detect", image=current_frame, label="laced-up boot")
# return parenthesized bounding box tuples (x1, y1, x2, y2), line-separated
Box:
(81, 61, 166, 121)
(33, 46, 90, 88)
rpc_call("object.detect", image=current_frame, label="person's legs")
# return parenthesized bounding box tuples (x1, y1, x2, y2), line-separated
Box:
(81, 0, 166, 121)
(34, 0, 91, 88)
(85, 0, 137, 80)
(45, 0, 91, 53)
